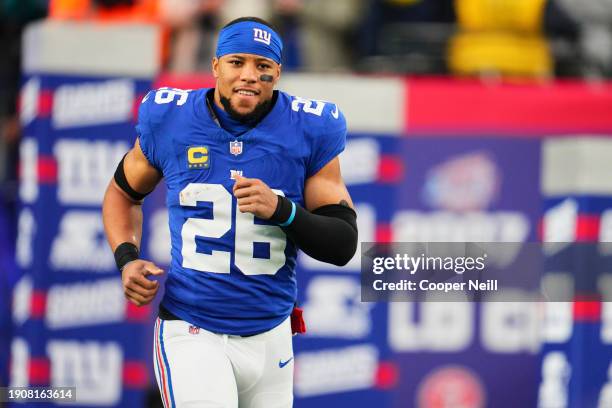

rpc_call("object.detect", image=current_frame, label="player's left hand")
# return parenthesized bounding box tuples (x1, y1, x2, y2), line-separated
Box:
(233, 175, 278, 219)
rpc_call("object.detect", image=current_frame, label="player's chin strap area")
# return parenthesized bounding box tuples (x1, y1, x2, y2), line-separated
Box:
(270, 196, 358, 267)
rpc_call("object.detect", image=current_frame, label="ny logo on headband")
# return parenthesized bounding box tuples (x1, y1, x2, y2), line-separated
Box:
(253, 28, 271, 45)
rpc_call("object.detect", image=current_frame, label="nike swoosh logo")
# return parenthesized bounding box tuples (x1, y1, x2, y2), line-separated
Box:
(279, 357, 293, 368)
(331, 104, 339, 119)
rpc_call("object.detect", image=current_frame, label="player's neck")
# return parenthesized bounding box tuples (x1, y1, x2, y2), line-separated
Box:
(208, 90, 253, 136)
(212, 88, 226, 114)
(207, 89, 277, 131)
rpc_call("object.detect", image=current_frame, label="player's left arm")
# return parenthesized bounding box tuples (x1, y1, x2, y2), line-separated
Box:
(234, 156, 357, 266)
(302, 156, 353, 211)
(289, 156, 358, 266)
(234, 101, 357, 266)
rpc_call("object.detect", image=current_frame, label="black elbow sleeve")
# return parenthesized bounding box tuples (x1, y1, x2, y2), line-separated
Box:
(311, 204, 358, 266)
(271, 196, 358, 266)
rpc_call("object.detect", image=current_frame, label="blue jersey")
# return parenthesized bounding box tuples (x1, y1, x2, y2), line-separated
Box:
(136, 88, 347, 335)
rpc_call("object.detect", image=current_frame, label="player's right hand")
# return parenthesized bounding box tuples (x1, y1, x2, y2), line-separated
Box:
(121, 260, 164, 306)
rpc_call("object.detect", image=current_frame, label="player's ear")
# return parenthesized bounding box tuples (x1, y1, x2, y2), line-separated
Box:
(212, 57, 220, 78)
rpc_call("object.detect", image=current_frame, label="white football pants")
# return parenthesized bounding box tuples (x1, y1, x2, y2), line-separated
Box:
(153, 316, 294, 408)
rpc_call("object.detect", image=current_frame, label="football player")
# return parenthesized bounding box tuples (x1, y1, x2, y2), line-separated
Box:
(102, 16, 357, 408)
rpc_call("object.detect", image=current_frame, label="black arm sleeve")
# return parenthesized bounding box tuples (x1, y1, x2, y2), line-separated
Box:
(113, 154, 155, 201)
(270, 196, 358, 266)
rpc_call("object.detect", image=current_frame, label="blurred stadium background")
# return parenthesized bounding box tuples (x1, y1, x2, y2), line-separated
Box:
(2, 0, 612, 407)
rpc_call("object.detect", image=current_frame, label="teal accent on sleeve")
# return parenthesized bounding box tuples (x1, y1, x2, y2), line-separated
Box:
(279, 201, 296, 227)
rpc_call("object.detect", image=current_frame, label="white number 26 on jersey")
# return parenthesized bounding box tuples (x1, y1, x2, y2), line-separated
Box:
(180, 183, 286, 276)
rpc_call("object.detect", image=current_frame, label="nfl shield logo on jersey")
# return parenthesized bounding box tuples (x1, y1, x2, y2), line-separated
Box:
(230, 140, 243, 156)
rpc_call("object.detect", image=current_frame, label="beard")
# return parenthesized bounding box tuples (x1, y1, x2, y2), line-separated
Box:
(220, 93, 274, 124)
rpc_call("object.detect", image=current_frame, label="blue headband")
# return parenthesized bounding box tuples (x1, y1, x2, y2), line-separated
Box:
(216, 21, 283, 64)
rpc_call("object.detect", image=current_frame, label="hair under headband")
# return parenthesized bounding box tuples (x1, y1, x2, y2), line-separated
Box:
(216, 21, 283, 64)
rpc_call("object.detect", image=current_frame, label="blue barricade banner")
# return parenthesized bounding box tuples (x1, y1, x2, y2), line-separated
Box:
(12, 74, 152, 407)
